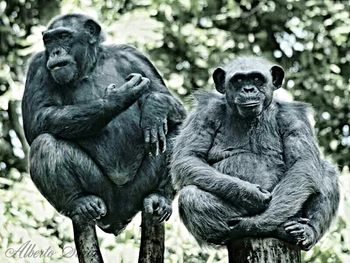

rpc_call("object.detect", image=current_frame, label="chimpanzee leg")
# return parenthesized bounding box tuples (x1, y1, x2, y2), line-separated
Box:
(30, 133, 110, 262)
(29, 133, 109, 220)
(227, 161, 339, 250)
(178, 185, 246, 245)
(284, 161, 340, 250)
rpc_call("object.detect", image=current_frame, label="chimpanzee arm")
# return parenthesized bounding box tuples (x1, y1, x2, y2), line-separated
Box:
(117, 45, 186, 154)
(171, 94, 271, 212)
(22, 53, 148, 144)
(243, 103, 322, 230)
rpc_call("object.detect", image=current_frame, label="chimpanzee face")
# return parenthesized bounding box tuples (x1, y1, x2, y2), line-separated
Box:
(42, 17, 102, 85)
(43, 27, 78, 84)
(213, 58, 284, 118)
(226, 71, 269, 118)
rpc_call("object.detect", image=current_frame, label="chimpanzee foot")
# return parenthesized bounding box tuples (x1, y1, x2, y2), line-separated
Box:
(66, 195, 107, 223)
(226, 216, 258, 240)
(143, 193, 172, 223)
(284, 218, 316, 251)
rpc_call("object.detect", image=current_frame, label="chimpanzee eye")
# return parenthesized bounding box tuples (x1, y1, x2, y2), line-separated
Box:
(251, 74, 265, 86)
(230, 74, 245, 85)
(59, 32, 70, 39)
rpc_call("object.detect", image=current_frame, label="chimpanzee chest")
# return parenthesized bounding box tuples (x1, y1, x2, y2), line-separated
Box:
(62, 60, 146, 182)
(207, 122, 286, 191)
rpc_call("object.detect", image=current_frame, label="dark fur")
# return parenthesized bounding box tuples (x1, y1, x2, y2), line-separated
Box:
(22, 14, 186, 261)
(171, 57, 339, 251)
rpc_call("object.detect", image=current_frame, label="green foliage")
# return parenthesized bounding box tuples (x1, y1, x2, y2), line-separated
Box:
(0, 0, 350, 262)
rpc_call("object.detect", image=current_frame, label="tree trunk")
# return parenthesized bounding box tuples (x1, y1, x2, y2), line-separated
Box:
(138, 212, 165, 263)
(227, 238, 301, 263)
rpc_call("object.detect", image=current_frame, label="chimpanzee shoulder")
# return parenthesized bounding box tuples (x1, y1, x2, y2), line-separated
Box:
(275, 99, 314, 135)
(101, 44, 166, 85)
(26, 52, 46, 76)
(187, 91, 226, 128)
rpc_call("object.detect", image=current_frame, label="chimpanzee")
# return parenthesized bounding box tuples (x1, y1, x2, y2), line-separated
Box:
(22, 14, 186, 262)
(171, 56, 339, 251)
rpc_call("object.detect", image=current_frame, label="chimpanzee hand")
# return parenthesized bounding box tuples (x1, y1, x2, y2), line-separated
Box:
(284, 218, 316, 251)
(104, 73, 150, 112)
(64, 195, 107, 223)
(240, 183, 272, 214)
(140, 93, 169, 156)
(143, 193, 172, 223)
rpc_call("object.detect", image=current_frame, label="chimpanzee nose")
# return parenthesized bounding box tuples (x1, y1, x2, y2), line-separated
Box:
(53, 49, 61, 56)
(243, 86, 256, 93)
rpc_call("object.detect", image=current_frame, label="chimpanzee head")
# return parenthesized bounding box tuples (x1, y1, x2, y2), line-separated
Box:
(42, 14, 105, 85)
(213, 56, 284, 118)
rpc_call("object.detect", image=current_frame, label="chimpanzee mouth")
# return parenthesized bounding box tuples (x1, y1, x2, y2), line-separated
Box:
(48, 59, 72, 71)
(238, 101, 260, 108)
(51, 60, 70, 70)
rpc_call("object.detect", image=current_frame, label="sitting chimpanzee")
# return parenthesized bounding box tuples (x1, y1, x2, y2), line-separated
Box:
(171, 56, 339, 251)
(22, 14, 186, 262)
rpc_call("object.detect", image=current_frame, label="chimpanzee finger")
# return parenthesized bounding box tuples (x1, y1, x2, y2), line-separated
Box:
(302, 239, 311, 247)
(96, 201, 107, 216)
(285, 225, 302, 232)
(150, 128, 159, 156)
(80, 206, 93, 220)
(143, 198, 154, 214)
(290, 230, 304, 235)
(297, 237, 306, 245)
(156, 198, 166, 215)
(165, 207, 172, 221)
(165, 211, 172, 221)
(125, 74, 143, 89)
(257, 185, 270, 194)
(159, 212, 170, 223)
(158, 125, 166, 153)
(152, 201, 160, 212)
(125, 73, 142, 84)
(130, 78, 150, 96)
(156, 206, 165, 218)
(163, 119, 168, 135)
(284, 221, 298, 228)
(87, 203, 100, 219)
(298, 218, 310, 224)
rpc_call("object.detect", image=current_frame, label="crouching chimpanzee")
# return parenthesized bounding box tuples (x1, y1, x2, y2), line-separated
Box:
(22, 14, 186, 262)
(171, 56, 339, 251)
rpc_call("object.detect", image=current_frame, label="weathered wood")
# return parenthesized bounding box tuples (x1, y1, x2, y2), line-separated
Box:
(138, 212, 165, 263)
(73, 221, 103, 263)
(227, 238, 301, 263)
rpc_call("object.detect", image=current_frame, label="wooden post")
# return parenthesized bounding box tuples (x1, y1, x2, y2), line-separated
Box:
(73, 221, 104, 263)
(138, 212, 165, 263)
(227, 238, 301, 263)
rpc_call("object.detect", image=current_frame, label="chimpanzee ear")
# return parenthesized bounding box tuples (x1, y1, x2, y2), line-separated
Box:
(213, 67, 226, 94)
(84, 19, 102, 44)
(270, 65, 284, 90)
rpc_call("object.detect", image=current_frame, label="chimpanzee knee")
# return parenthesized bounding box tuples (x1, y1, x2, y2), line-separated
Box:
(178, 185, 240, 245)
(29, 133, 106, 215)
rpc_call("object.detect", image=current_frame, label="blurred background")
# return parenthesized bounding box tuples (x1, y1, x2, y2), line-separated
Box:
(0, 0, 349, 262)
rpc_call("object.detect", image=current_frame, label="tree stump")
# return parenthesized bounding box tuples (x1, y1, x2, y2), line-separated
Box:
(227, 238, 301, 263)
(138, 212, 165, 263)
